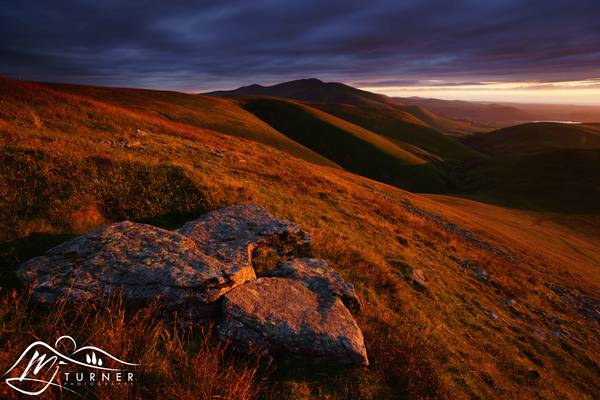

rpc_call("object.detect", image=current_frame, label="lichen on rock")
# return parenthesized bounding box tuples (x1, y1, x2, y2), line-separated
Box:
(268, 258, 362, 311)
(218, 277, 368, 366)
(17, 204, 369, 367)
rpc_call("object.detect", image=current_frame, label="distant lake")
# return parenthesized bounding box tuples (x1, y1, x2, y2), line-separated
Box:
(530, 120, 582, 124)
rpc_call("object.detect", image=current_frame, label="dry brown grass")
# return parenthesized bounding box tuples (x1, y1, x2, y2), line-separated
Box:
(0, 290, 265, 399)
(1, 77, 599, 399)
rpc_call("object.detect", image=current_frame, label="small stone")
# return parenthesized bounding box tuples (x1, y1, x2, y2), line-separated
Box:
(475, 267, 489, 281)
(411, 268, 427, 290)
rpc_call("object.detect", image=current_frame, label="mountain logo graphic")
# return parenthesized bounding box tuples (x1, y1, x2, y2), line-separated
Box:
(4, 335, 140, 396)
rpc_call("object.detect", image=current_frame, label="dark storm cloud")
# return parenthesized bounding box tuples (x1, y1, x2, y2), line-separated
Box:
(1, 0, 599, 91)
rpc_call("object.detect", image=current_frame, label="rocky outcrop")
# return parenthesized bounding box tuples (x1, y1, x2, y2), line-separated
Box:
(17, 204, 368, 367)
(17, 221, 255, 318)
(269, 258, 361, 311)
(178, 204, 310, 275)
(218, 277, 368, 366)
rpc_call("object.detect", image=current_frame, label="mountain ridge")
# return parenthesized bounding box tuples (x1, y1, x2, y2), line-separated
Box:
(205, 78, 487, 136)
(206, 78, 400, 110)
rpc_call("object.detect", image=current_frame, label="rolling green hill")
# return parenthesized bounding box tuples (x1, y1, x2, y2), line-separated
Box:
(462, 122, 600, 156)
(443, 122, 600, 215)
(456, 149, 600, 213)
(398, 105, 485, 137)
(41, 82, 339, 168)
(23, 79, 600, 211)
(315, 103, 483, 161)
(397, 97, 532, 127)
(208, 78, 488, 136)
(241, 97, 448, 192)
(43, 81, 453, 192)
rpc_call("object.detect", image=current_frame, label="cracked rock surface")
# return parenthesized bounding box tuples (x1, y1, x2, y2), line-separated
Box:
(218, 277, 369, 366)
(17, 221, 255, 318)
(17, 204, 368, 366)
(269, 258, 361, 311)
(178, 204, 310, 273)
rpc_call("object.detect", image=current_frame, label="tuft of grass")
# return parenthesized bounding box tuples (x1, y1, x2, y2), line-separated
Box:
(0, 289, 266, 400)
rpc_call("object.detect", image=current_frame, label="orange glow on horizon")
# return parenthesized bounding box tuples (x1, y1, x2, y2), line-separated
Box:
(359, 79, 600, 105)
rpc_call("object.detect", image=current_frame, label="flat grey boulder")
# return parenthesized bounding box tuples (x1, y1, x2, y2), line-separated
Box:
(17, 221, 255, 317)
(218, 277, 369, 366)
(177, 204, 310, 275)
(270, 258, 361, 311)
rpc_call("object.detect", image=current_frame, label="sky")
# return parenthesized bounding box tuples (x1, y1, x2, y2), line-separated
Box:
(1, 0, 600, 104)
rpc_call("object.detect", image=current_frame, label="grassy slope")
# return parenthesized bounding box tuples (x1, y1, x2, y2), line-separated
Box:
(397, 97, 532, 128)
(453, 149, 600, 215)
(398, 105, 486, 137)
(315, 103, 483, 161)
(1, 77, 599, 399)
(41, 81, 339, 168)
(462, 122, 600, 156)
(451, 123, 600, 216)
(423, 194, 600, 280)
(241, 97, 448, 193)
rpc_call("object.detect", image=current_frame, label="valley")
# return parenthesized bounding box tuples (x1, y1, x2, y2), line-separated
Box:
(0, 76, 598, 399)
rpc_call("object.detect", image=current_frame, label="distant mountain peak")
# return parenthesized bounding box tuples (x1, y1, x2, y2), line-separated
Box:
(203, 77, 397, 109)
(288, 78, 324, 83)
(237, 83, 266, 91)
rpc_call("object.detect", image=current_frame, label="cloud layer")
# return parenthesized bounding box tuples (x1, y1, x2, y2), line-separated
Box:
(1, 0, 599, 91)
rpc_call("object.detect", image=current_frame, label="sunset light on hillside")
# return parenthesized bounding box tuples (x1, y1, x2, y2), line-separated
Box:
(1, 1, 599, 399)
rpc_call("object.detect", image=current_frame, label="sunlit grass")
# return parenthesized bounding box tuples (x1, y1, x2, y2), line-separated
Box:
(1, 77, 598, 399)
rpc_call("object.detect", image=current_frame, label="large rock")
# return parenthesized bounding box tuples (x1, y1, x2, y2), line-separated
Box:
(17, 221, 255, 318)
(177, 204, 310, 275)
(270, 258, 361, 311)
(17, 205, 369, 367)
(218, 277, 369, 366)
